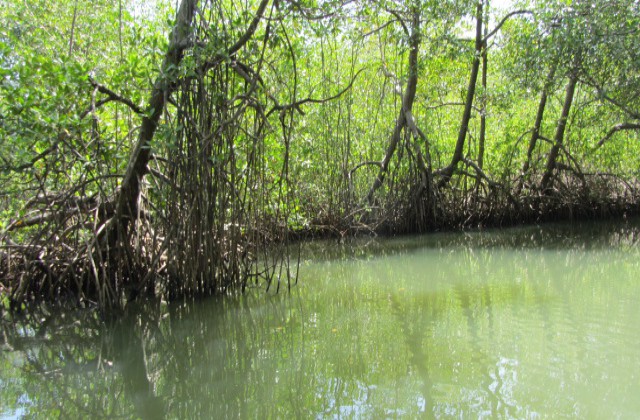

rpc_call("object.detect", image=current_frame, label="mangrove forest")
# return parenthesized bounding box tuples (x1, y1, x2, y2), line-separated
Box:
(1, 0, 640, 310)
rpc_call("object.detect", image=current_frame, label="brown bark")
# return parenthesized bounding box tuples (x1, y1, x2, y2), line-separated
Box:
(437, 1, 484, 188)
(478, 4, 488, 171)
(111, 0, 198, 242)
(539, 73, 578, 192)
(594, 122, 640, 149)
(110, 0, 271, 240)
(521, 65, 557, 178)
(365, 10, 420, 205)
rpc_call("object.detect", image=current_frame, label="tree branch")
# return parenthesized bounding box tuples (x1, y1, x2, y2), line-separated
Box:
(462, 158, 501, 189)
(362, 19, 397, 38)
(266, 67, 366, 117)
(581, 74, 640, 120)
(384, 8, 410, 39)
(349, 161, 383, 179)
(83, 77, 144, 118)
(483, 10, 533, 43)
(594, 123, 640, 149)
(228, 0, 271, 56)
(0, 129, 70, 173)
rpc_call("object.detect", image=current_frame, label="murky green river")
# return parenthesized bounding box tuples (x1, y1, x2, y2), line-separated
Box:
(2, 220, 640, 418)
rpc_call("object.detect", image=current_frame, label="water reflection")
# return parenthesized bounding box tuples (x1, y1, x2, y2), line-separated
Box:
(0, 302, 167, 419)
(2, 219, 640, 418)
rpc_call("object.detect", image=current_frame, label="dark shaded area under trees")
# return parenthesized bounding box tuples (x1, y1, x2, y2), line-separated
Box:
(1, 0, 639, 312)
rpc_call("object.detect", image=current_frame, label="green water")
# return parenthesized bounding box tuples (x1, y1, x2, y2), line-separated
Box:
(2, 221, 640, 418)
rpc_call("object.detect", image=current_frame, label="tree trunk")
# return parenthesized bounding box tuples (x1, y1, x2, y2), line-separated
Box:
(111, 0, 197, 242)
(365, 10, 420, 205)
(539, 73, 578, 192)
(521, 65, 556, 178)
(437, 0, 483, 188)
(478, 2, 488, 171)
(104, 0, 271, 299)
(110, 0, 270, 240)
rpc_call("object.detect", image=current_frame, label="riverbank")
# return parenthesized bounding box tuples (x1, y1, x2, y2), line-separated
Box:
(3, 182, 639, 314)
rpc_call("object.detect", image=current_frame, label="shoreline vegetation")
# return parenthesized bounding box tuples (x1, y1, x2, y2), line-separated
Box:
(1, 0, 639, 313)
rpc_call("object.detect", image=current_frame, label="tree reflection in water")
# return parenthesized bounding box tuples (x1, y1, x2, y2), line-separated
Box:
(2, 218, 640, 418)
(1, 301, 165, 419)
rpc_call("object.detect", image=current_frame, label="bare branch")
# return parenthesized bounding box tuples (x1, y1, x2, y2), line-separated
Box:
(594, 123, 640, 149)
(581, 74, 640, 120)
(384, 8, 410, 39)
(349, 161, 383, 179)
(266, 67, 366, 117)
(362, 19, 397, 38)
(462, 158, 501, 189)
(228, 0, 271, 56)
(0, 129, 69, 173)
(3, 213, 62, 232)
(483, 10, 533, 43)
(83, 77, 144, 118)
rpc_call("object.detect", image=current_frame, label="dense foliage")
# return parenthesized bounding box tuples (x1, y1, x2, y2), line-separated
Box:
(1, 0, 639, 309)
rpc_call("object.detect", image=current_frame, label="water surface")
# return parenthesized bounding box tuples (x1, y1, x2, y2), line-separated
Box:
(2, 220, 640, 418)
